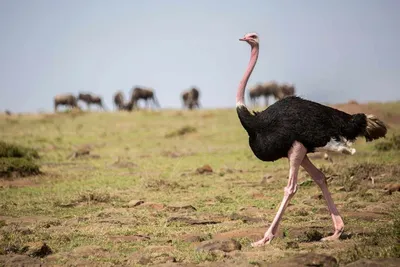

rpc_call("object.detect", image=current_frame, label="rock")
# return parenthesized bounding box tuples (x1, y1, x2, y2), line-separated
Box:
(21, 242, 52, 258)
(269, 252, 338, 267)
(345, 258, 400, 267)
(196, 239, 241, 252)
(196, 164, 213, 174)
(384, 183, 400, 194)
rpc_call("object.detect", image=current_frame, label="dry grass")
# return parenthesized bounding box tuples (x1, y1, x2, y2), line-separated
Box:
(0, 103, 399, 266)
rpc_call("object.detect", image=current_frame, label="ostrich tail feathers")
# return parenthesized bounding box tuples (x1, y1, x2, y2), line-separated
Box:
(236, 106, 257, 136)
(365, 114, 388, 142)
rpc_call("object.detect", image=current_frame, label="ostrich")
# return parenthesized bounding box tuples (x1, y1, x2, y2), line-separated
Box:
(235, 33, 387, 247)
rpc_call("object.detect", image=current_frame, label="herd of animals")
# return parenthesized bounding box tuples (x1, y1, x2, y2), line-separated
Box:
(52, 82, 295, 112)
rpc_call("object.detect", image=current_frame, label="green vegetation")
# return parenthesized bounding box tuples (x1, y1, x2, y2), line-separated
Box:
(0, 141, 40, 178)
(375, 133, 400, 151)
(0, 103, 399, 266)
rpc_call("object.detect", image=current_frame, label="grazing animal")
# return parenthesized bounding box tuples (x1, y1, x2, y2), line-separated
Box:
(78, 93, 106, 111)
(181, 87, 201, 110)
(129, 87, 160, 110)
(236, 32, 387, 247)
(54, 94, 79, 112)
(113, 91, 126, 111)
(249, 81, 280, 106)
(276, 82, 296, 100)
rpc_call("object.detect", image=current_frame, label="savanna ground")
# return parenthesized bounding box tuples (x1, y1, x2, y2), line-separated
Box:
(0, 101, 399, 267)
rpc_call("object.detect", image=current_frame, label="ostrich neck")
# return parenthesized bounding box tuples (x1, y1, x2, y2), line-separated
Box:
(236, 45, 259, 106)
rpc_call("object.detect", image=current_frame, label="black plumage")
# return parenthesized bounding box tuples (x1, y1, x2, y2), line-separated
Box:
(237, 96, 382, 162)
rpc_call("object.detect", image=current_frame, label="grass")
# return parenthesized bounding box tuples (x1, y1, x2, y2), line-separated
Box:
(0, 103, 400, 266)
(0, 141, 41, 178)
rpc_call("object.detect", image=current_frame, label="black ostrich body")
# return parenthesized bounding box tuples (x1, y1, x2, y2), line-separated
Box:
(237, 96, 368, 162)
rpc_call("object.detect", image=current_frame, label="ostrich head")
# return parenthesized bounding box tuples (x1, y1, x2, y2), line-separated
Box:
(239, 32, 259, 46)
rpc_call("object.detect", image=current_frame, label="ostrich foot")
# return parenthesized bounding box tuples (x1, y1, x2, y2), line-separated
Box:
(251, 232, 275, 247)
(321, 229, 343, 241)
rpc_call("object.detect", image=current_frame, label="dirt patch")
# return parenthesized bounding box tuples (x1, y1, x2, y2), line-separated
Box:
(0, 254, 42, 267)
(345, 258, 400, 267)
(196, 239, 241, 253)
(268, 252, 338, 267)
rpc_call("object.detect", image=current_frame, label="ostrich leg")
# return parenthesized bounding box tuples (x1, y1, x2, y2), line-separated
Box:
(301, 156, 344, 240)
(251, 141, 307, 247)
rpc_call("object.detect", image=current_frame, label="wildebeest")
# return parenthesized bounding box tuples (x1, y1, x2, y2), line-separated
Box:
(277, 83, 296, 99)
(54, 94, 79, 112)
(128, 87, 160, 110)
(113, 91, 125, 111)
(249, 81, 296, 106)
(181, 87, 201, 110)
(78, 93, 106, 111)
(248, 81, 280, 106)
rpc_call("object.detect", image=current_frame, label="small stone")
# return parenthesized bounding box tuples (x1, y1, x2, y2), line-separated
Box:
(196, 164, 213, 174)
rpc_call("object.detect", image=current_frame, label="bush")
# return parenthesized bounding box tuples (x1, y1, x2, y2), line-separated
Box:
(0, 141, 41, 178)
(0, 141, 39, 159)
(0, 158, 41, 178)
(374, 133, 400, 151)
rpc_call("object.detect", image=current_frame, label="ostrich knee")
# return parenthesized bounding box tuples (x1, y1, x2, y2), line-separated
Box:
(284, 183, 297, 198)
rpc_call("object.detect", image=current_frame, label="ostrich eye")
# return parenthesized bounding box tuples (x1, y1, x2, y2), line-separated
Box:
(250, 35, 257, 39)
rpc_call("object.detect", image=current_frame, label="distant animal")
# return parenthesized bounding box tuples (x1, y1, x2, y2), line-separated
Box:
(54, 94, 79, 112)
(113, 91, 126, 111)
(78, 93, 106, 111)
(276, 83, 296, 100)
(5, 110, 12, 116)
(129, 87, 160, 110)
(248, 81, 280, 106)
(236, 32, 387, 247)
(181, 87, 201, 110)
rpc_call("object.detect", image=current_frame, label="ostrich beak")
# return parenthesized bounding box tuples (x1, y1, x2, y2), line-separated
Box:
(239, 38, 246, 41)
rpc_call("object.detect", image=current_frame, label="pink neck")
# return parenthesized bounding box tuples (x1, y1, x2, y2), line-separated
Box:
(236, 44, 259, 106)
